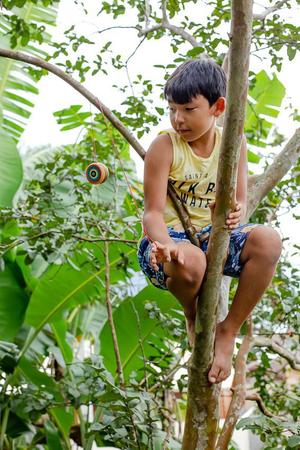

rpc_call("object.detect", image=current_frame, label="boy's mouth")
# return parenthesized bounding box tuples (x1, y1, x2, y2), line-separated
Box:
(177, 129, 191, 133)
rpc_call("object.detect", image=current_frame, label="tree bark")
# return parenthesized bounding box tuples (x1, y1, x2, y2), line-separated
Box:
(181, 2, 253, 448)
(216, 319, 253, 450)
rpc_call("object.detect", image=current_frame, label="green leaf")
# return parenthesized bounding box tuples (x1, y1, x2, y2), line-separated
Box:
(247, 149, 261, 164)
(186, 46, 204, 57)
(100, 285, 181, 381)
(25, 262, 101, 326)
(22, 244, 136, 356)
(0, 131, 23, 207)
(53, 105, 83, 117)
(155, 107, 164, 115)
(288, 435, 300, 448)
(18, 356, 57, 391)
(0, 3, 58, 140)
(53, 104, 92, 131)
(0, 340, 19, 373)
(44, 420, 64, 450)
(287, 46, 296, 61)
(0, 263, 29, 341)
(261, 351, 270, 368)
(51, 320, 73, 365)
(245, 71, 285, 147)
(5, 410, 30, 438)
(50, 406, 74, 443)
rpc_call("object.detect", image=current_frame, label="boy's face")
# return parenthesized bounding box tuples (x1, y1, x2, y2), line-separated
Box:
(167, 94, 225, 141)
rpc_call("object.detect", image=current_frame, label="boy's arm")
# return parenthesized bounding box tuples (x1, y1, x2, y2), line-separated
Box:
(143, 134, 174, 245)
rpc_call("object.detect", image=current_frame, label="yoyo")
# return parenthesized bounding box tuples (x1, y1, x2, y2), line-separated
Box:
(85, 162, 109, 184)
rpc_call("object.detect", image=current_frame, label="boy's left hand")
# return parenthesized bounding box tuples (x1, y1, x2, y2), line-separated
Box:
(226, 202, 243, 229)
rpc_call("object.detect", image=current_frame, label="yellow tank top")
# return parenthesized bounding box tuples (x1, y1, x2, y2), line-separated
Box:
(159, 126, 222, 231)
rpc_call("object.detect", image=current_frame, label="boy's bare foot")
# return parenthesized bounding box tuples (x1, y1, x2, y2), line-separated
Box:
(208, 321, 237, 384)
(185, 317, 195, 347)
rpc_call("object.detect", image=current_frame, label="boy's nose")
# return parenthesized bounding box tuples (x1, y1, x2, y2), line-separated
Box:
(174, 111, 185, 124)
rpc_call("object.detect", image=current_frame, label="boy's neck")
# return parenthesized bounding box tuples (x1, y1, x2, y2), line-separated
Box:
(188, 123, 216, 158)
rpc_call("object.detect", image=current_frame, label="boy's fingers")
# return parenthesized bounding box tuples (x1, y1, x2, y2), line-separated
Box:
(162, 247, 171, 261)
(228, 210, 241, 219)
(228, 217, 239, 223)
(177, 249, 185, 265)
(169, 247, 184, 265)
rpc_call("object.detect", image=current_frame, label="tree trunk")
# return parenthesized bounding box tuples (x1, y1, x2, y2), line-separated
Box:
(181, 2, 253, 449)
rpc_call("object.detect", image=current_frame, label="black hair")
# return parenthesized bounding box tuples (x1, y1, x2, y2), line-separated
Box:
(164, 57, 227, 106)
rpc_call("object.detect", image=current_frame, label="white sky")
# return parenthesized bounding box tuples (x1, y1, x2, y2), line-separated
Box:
(18, 0, 300, 252)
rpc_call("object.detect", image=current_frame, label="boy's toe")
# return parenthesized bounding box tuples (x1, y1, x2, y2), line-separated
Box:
(217, 370, 226, 383)
(218, 369, 230, 383)
(208, 366, 221, 384)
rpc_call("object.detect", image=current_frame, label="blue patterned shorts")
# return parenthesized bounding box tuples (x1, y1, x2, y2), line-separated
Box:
(137, 223, 258, 290)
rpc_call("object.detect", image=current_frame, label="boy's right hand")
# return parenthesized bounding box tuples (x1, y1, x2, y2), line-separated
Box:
(150, 241, 185, 271)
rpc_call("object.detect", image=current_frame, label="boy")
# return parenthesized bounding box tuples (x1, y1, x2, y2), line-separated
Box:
(137, 57, 282, 384)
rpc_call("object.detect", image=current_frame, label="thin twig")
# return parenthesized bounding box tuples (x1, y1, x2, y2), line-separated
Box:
(96, 25, 139, 34)
(245, 393, 281, 419)
(0, 231, 138, 256)
(104, 241, 125, 387)
(129, 295, 154, 450)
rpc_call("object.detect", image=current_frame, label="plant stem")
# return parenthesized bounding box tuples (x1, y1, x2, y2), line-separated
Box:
(104, 241, 125, 387)
(77, 407, 86, 448)
(85, 406, 103, 450)
(0, 407, 9, 450)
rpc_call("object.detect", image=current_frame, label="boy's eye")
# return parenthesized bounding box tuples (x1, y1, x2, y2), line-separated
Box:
(185, 107, 195, 111)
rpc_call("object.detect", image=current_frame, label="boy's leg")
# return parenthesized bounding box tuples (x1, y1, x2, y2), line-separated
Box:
(163, 242, 207, 346)
(208, 225, 282, 384)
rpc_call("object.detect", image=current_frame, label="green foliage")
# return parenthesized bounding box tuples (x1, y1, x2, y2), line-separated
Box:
(0, 131, 23, 207)
(246, 70, 285, 150)
(100, 286, 184, 382)
(0, 262, 29, 341)
(237, 414, 300, 449)
(0, 0, 58, 140)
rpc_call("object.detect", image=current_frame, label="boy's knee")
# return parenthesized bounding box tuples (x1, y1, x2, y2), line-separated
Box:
(249, 226, 282, 264)
(181, 248, 207, 285)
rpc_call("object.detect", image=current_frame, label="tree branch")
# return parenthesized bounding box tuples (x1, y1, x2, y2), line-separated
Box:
(216, 318, 253, 450)
(138, 21, 200, 47)
(245, 392, 281, 418)
(247, 128, 300, 217)
(144, 0, 151, 27)
(0, 48, 198, 243)
(0, 48, 145, 159)
(253, 336, 300, 371)
(253, 1, 289, 21)
(182, 2, 254, 448)
(136, 0, 200, 48)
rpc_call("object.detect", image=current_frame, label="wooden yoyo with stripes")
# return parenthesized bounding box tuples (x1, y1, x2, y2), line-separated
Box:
(85, 162, 109, 184)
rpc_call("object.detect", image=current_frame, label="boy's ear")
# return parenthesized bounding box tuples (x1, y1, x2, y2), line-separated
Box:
(212, 97, 226, 116)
